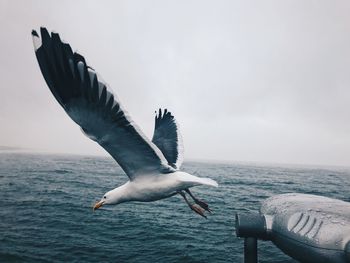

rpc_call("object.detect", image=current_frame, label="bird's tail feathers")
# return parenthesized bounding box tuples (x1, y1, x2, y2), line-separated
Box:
(177, 172, 218, 187)
(198, 177, 219, 187)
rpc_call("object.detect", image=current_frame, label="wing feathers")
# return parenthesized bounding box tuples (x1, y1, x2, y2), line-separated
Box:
(152, 108, 184, 169)
(32, 28, 174, 179)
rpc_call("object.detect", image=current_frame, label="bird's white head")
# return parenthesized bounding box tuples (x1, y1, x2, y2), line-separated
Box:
(93, 184, 128, 211)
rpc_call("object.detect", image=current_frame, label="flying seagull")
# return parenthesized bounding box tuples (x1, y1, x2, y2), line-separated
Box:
(31, 27, 218, 218)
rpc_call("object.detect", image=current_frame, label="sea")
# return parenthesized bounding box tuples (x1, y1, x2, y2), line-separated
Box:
(0, 152, 349, 263)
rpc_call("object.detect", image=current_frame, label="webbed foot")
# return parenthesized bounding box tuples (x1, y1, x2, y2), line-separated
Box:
(195, 199, 212, 213)
(190, 204, 207, 219)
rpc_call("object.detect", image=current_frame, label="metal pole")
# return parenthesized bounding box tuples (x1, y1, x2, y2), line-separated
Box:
(244, 237, 258, 263)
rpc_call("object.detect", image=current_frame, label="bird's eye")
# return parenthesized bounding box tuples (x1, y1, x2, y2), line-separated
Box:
(103, 196, 106, 199)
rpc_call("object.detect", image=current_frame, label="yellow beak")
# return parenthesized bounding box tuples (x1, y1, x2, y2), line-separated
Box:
(93, 200, 104, 211)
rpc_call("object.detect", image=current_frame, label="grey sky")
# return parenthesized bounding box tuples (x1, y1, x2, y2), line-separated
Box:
(1, 0, 350, 166)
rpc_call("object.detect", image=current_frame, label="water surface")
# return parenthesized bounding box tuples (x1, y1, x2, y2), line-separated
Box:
(0, 153, 349, 262)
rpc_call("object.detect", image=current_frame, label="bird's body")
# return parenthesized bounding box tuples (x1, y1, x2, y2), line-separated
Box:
(106, 171, 218, 204)
(32, 27, 218, 218)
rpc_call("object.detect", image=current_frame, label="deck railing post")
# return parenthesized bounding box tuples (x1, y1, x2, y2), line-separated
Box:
(235, 213, 268, 263)
(244, 237, 258, 263)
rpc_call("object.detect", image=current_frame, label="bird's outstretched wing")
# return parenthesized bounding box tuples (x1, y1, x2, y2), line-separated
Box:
(152, 109, 184, 169)
(32, 28, 175, 180)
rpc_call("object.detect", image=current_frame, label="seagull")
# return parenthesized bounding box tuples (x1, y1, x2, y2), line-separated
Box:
(31, 27, 218, 218)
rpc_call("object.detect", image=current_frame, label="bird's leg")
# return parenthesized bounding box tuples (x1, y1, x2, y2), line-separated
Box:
(178, 191, 207, 219)
(185, 189, 211, 213)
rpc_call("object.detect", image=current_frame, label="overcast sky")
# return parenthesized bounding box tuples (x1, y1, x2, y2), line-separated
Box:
(1, 0, 350, 167)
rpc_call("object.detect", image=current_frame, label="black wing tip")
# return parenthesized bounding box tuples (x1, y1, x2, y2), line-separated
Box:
(32, 27, 58, 38)
(155, 108, 174, 120)
(40, 27, 49, 34)
(32, 27, 53, 51)
(32, 27, 57, 38)
(51, 31, 60, 38)
(73, 52, 87, 65)
(31, 30, 39, 37)
(33, 27, 75, 57)
(32, 29, 42, 51)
